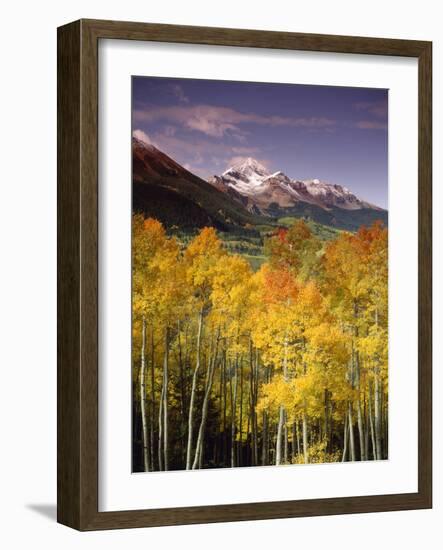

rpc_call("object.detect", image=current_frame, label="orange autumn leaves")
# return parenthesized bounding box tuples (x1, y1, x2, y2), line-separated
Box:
(132, 214, 388, 470)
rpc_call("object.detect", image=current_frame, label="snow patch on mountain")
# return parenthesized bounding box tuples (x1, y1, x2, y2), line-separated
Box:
(209, 158, 382, 214)
(218, 157, 271, 195)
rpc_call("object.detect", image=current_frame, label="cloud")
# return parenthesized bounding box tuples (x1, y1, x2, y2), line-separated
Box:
(132, 129, 154, 145)
(133, 104, 336, 139)
(230, 146, 260, 154)
(141, 130, 265, 179)
(172, 84, 189, 103)
(163, 125, 176, 137)
(185, 115, 239, 138)
(355, 120, 387, 130)
(351, 99, 388, 130)
(353, 100, 388, 118)
(151, 130, 261, 160)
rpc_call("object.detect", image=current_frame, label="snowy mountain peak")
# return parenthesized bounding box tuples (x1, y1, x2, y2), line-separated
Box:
(210, 161, 383, 214)
(220, 157, 271, 194)
(264, 171, 292, 183)
(230, 157, 269, 174)
(132, 135, 157, 153)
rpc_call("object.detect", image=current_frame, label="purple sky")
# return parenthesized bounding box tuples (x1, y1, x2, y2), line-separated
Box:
(132, 76, 388, 209)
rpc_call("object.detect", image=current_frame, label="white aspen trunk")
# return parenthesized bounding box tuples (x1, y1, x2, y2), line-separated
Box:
(192, 330, 220, 469)
(231, 359, 238, 468)
(177, 320, 185, 414)
(157, 368, 164, 471)
(283, 412, 288, 463)
(342, 413, 348, 462)
(163, 328, 169, 471)
(355, 351, 366, 461)
(262, 410, 268, 466)
(364, 397, 369, 461)
(351, 307, 365, 462)
(348, 402, 356, 461)
(238, 359, 243, 467)
(222, 355, 227, 465)
(149, 325, 156, 470)
(185, 308, 204, 470)
(296, 419, 301, 457)
(302, 404, 309, 464)
(291, 421, 297, 462)
(276, 335, 289, 465)
(373, 306, 383, 460)
(357, 397, 366, 461)
(374, 372, 382, 460)
(251, 344, 259, 466)
(368, 381, 377, 460)
(276, 405, 284, 466)
(323, 389, 327, 449)
(139, 316, 149, 471)
(381, 379, 386, 458)
(177, 320, 187, 462)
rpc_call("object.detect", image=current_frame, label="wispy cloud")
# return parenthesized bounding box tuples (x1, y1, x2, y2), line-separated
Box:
(151, 131, 260, 159)
(353, 100, 388, 119)
(355, 120, 387, 130)
(133, 104, 336, 139)
(163, 125, 177, 137)
(352, 99, 388, 130)
(147, 130, 265, 178)
(171, 84, 189, 104)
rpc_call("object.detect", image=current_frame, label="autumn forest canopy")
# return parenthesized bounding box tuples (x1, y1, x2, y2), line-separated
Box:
(132, 216, 388, 472)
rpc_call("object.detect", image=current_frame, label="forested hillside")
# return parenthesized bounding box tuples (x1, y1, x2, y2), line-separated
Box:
(132, 216, 388, 472)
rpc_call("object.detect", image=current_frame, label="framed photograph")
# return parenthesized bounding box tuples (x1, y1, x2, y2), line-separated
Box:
(57, 19, 432, 530)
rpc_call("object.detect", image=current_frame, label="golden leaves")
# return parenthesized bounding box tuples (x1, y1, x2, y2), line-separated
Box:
(132, 215, 388, 436)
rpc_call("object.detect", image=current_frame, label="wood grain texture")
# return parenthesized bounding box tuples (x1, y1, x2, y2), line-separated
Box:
(417, 42, 432, 506)
(57, 19, 432, 531)
(57, 20, 81, 529)
(83, 18, 429, 57)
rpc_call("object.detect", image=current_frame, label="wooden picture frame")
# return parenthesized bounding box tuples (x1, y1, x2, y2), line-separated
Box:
(57, 18, 432, 530)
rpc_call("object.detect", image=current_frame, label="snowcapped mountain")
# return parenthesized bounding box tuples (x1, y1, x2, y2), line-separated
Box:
(132, 137, 268, 231)
(218, 158, 271, 193)
(133, 140, 387, 232)
(208, 157, 384, 215)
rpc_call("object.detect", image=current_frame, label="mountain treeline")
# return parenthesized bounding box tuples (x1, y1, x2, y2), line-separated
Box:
(132, 215, 388, 471)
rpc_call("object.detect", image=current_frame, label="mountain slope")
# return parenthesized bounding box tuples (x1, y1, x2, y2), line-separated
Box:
(133, 140, 387, 235)
(208, 157, 387, 230)
(132, 138, 268, 233)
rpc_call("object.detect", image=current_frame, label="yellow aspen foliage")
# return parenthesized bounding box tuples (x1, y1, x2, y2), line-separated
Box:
(132, 215, 388, 471)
